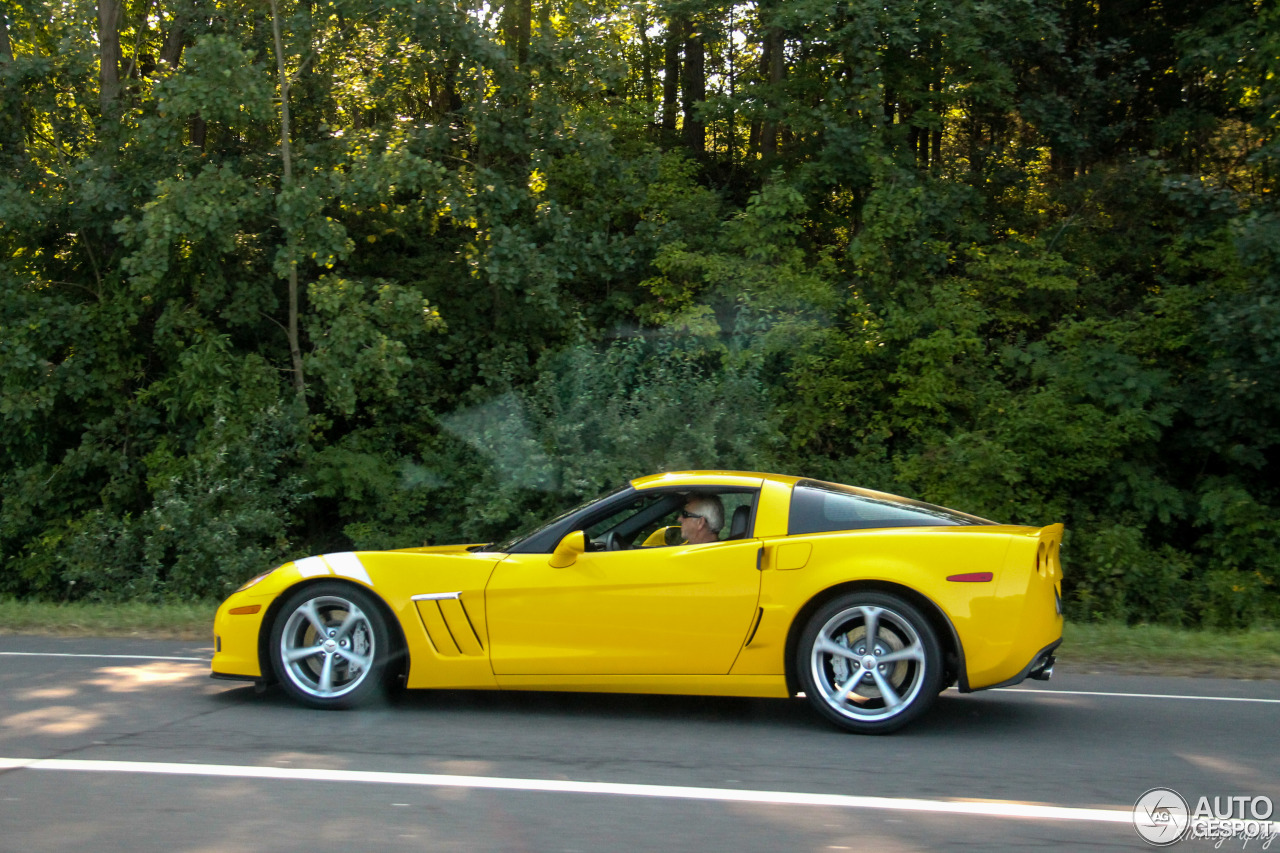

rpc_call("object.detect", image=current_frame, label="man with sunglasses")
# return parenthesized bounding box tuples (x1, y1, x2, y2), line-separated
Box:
(679, 495, 724, 544)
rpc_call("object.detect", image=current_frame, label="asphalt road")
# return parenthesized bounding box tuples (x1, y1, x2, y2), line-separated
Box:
(1, 635, 1277, 852)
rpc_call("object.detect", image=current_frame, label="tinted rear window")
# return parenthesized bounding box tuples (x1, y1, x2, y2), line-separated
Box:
(787, 481, 990, 535)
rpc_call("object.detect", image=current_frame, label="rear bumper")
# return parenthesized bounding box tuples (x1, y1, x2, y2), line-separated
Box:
(981, 639, 1062, 690)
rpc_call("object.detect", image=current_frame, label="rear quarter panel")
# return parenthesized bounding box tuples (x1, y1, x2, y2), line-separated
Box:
(729, 525, 1064, 689)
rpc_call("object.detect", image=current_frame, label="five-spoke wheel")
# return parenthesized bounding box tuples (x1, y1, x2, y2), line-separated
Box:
(797, 591, 943, 733)
(269, 582, 390, 709)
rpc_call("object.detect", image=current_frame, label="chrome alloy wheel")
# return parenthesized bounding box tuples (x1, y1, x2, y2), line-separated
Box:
(277, 594, 376, 700)
(807, 600, 934, 726)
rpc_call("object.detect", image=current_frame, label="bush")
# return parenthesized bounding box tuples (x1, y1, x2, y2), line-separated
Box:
(1066, 525, 1193, 625)
(55, 404, 307, 601)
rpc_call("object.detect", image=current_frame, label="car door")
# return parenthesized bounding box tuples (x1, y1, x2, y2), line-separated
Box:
(485, 518, 762, 676)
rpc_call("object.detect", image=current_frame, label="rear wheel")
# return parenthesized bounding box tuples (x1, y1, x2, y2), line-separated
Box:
(269, 582, 390, 709)
(797, 591, 943, 734)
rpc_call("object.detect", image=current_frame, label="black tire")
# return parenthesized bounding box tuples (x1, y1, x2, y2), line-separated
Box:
(796, 591, 944, 734)
(269, 581, 391, 709)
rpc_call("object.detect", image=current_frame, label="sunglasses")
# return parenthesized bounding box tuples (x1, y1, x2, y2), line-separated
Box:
(678, 510, 704, 520)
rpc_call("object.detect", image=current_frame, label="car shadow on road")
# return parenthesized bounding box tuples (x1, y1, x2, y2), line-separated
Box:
(912, 692, 1060, 736)
(208, 680, 1060, 738)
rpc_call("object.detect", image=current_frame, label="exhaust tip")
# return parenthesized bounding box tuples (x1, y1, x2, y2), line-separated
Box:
(1029, 654, 1056, 681)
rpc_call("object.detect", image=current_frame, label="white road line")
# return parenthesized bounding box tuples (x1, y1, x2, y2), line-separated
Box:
(0, 756, 1131, 824)
(0, 652, 208, 662)
(993, 687, 1280, 705)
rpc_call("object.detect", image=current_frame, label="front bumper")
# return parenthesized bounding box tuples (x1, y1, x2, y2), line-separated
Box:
(211, 592, 269, 679)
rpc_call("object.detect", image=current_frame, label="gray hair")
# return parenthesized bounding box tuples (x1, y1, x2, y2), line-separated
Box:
(687, 494, 725, 533)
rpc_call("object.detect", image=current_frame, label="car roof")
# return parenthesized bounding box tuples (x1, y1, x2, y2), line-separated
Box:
(630, 470, 801, 490)
(630, 471, 996, 525)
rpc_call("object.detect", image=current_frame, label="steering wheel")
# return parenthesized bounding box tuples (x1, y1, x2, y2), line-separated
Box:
(600, 531, 624, 551)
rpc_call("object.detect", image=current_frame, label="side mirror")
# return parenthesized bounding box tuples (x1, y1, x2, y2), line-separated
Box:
(549, 530, 586, 568)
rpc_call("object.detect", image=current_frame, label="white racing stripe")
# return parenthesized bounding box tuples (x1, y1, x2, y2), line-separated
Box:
(0, 756, 1132, 824)
(0, 652, 208, 662)
(292, 555, 329, 578)
(323, 551, 372, 586)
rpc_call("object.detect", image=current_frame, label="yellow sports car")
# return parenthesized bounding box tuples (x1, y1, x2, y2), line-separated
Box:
(212, 471, 1063, 733)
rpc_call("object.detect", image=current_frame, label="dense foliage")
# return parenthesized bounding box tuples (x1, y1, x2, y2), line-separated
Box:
(1, 0, 1277, 625)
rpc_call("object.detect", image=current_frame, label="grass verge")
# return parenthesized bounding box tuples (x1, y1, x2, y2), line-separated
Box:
(0, 600, 1277, 678)
(0, 598, 215, 640)
(1058, 621, 1280, 679)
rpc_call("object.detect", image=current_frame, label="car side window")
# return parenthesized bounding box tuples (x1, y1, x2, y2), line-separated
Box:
(787, 482, 970, 535)
(584, 494, 670, 539)
(716, 492, 756, 540)
(583, 489, 760, 550)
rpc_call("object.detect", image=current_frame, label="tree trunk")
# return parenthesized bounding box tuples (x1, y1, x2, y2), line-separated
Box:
(124, 0, 154, 79)
(500, 3, 515, 59)
(638, 10, 654, 112)
(443, 51, 463, 117)
(725, 4, 737, 162)
(662, 14, 683, 133)
(681, 18, 705, 155)
(270, 0, 307, 409)
(968, 105, 983, 176)
(189, 115, 206, 148)
(516, 0, 530, 66)
(0, 2, 23, 162)
(929, 68, 943, 173)
(0, 3, 10, 63)
(97, 0, 123, 117)
(499, 0, 530, 66)
(160, 12, 187, 69)
(447, 63, 462, 113)
(759, 22, 783, 158)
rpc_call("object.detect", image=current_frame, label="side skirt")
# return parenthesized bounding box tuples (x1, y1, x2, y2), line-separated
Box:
(494, 674, 791, 699)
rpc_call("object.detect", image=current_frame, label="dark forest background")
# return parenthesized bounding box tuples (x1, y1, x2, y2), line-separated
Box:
(1, 0, 1277, 625)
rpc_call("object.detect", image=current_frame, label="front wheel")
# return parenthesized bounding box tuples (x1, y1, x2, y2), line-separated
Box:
(797, 591, 944, 734)
(269, 582, 390, 709)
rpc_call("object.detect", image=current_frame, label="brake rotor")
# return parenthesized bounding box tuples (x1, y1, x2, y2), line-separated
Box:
(300, 606, 351, 679)
(829, 623, 909, 702)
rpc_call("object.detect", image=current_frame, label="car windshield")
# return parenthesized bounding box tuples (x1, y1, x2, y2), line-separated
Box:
(490, 484, 631, 552)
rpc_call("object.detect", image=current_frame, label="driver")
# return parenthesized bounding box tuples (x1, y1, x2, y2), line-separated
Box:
(679, 495, 724, 544)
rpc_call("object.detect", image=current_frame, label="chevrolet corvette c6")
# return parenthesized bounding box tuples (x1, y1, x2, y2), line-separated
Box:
(212, 471, 1064, 733)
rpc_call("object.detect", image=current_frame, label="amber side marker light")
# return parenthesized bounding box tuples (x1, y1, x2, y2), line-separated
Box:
(946, 572, 994, 582)
(229, 605, 262, 615)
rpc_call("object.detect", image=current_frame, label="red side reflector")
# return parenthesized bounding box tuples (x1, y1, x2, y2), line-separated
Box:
(947, 572, 993, 583)
(229, 604, 262, 615)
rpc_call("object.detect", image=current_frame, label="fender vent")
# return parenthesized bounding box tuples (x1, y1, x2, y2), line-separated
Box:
(414, 597, 484, 657)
